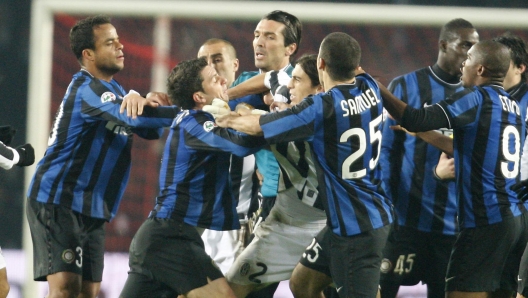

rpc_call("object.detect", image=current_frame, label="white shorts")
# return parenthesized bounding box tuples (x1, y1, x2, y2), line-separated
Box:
(202, 228, 245, 275)
(0, 247, 5, 270)
(226, 196, 326, 286)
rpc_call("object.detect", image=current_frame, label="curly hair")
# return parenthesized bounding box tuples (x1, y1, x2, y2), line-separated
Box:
(70, 15, 111, 64)
(166, 57, 209, 109)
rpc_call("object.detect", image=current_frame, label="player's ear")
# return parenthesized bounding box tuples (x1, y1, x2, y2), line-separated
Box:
(477, 64, 486, 76)
(82, 49, 95, 62)
(233, 58, 240, 73)
(285, 43, 297, 57)
(317, 57, 325, 70)
(193, 92, 206, 104)
(439, 39, 447, 53)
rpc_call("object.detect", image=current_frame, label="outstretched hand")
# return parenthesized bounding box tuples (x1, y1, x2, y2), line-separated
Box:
(512, 179, 528, 202)
(120, 91, 170, 119)
(390, 125, 416, 137)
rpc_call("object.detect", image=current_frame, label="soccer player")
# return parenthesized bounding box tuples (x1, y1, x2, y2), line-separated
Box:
(25, 15, 178, 298)
(492, 33, 528, 298)
(119, 57, 266, 298)
(217, 32, 393, 298)
(378, 19, 478, 298)
(380, 40, 528, 298)
(231, 12, 302, 245)
(197, 38, 259, 275)
(225, 54, 327, 298)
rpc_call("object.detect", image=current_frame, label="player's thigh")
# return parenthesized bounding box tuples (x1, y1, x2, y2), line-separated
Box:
(446, 217, 521, 293)
(227, 215, 317, 286)
(128, 218, 224, 295)
(120, 272, 177, 298)
(290, 263, 332, 294)
(380, 226, 424, 286)
(26, 199, 85, 281)
(186, 277, 235, 298)
(330, 225, 390, 298)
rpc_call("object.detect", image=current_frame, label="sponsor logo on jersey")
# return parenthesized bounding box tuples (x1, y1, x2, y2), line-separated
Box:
(62, 249, 75, 264)
(240, 262, 251, 276)
(203, 121, 217, 132)
(380, 258, 392, 273)
(101, 92, 116, 103)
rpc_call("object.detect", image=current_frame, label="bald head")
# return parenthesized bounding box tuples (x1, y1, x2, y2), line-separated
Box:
(197, 38, 239, 87)
(473, 40, 511, 79)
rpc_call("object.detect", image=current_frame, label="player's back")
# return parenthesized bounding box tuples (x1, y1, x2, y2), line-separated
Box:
(310, 73, 392, 236)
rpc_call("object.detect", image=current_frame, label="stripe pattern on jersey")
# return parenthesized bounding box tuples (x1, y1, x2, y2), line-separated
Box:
(380, 67, 460, 235)
(151, 110, 266, 230)
(260, 73, 393, 236)
(439, 85, 527, 228)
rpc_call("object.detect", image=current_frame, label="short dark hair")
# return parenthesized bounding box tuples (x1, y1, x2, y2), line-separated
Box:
(474, 40, 511, 79)
(294, 54, 319, 87)
(319, 32, 360, 81)
(262, 10, 302, 57)
(70, 15, 111, 64)
(201, 38, 237, 59)
(166, 57, 209, 109)
(493, 33, 528, 82)
(439, 18, 475, 42)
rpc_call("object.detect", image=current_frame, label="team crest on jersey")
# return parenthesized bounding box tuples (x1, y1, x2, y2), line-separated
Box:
(240, 262, 251, 276)
(62, 249, 75, 264)
(380, 258, 392, 273)
(203, 121, 217, 132)
(101, 92, 116, 103)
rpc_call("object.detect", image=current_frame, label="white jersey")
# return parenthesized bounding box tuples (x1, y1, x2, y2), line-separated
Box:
(226, 140, 326, 286)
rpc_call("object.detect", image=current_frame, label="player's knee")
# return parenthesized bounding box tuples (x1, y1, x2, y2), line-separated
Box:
(289, 278, 309, 297)
(49, 280, 82, 298)
(0, 281, 9, 298)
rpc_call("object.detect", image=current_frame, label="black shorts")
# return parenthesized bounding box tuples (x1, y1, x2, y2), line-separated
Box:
(329, 224, 390, 298)
(26, 199, 106, 282)
(519, 243, 528, 297)
(380, 225, 456, 286)
(446, 213, 528, 292)
(120, 217, 224, 296)
(299, 225, 332, 277)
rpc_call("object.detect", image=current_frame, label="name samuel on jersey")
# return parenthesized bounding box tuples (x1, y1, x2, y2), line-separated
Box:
(340, 88, 380, 117)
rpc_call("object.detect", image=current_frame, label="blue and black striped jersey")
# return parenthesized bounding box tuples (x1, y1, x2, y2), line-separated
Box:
(380, 67, 460, 235)
(260, 73, 393, 236)
(27, 70, 178, 220)
(402, 84, 527, 228)
(150, 109, 266, 230)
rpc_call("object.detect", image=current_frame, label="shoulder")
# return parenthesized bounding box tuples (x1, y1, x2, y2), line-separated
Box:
(233, 71, 260, 86)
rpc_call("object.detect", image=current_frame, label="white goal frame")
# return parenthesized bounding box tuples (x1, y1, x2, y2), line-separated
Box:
(24, 0, 528, 297)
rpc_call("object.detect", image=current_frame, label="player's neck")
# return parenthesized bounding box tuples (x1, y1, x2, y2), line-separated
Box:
(81, 66, 113, 82)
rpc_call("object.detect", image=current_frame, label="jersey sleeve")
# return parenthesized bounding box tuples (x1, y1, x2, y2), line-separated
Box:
(80, 85, 178, 128)
(436, 87, 482, 129)
(183, 112, 266, 157)
(265, 70, 291, 103)
(259, 96, 316, 144)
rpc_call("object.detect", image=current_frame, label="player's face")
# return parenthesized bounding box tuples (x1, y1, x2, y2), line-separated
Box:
(200, 65, 229, 104)
(287, 64, 319, 105)
(253, 19, 290, 72)
(460, 46, 479, 88)
(444, 28, 479, 76)
(92, 23, 124, 76)
(503, 60, 521, 90)
(198, 43, 239, 87)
